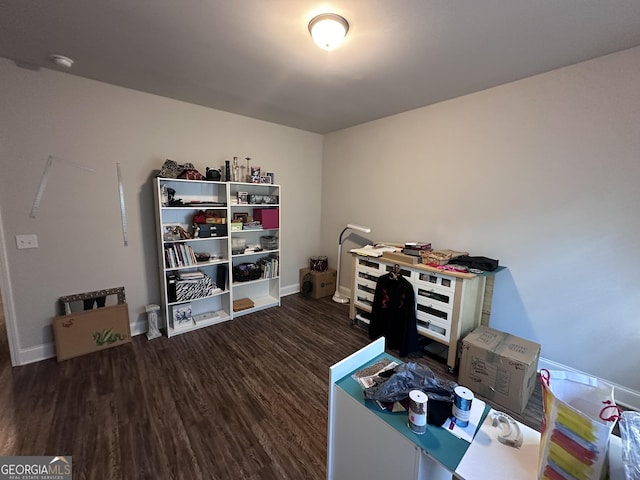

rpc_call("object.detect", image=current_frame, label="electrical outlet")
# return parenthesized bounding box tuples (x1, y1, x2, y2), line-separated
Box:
(16, 234, 38, 249)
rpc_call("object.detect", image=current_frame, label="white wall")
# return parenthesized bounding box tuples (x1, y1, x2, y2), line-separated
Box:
(0, 58, 322, 363)
(322, 47, 640, 399)
(2, 44, 639, 405)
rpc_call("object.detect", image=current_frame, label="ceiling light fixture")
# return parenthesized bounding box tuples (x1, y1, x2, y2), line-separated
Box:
(50, 54, 74, 68)
(308, 13, 349, 50)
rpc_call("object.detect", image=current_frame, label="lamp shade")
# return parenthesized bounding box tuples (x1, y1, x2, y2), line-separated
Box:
(308, 14, 349, 50)
(345, 223, 370, 234)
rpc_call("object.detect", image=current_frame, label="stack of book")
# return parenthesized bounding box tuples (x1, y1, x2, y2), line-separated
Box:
(243, 221, 263, 230)
(177, 270, 205, 281)
(402, 242, 432, 257)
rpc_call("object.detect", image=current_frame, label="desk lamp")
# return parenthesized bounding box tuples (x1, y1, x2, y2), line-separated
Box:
(333, 223, 371, 304)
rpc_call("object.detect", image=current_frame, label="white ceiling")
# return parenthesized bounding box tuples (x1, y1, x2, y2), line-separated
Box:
(2, 0, 640, 134)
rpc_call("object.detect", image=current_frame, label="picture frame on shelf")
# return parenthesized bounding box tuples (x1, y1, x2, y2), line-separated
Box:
(250, 166, 261, 183)
(233, 212, 249, 223)
(172, 303, 193, 330)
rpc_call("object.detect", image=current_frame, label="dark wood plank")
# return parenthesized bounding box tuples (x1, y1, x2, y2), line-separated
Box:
(0, 293, 545, 479)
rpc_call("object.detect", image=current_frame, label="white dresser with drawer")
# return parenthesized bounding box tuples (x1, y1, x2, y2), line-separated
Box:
(349, 254, 495, 372)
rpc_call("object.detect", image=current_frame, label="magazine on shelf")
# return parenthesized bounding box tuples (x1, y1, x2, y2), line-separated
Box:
(172, 303, 193, 330)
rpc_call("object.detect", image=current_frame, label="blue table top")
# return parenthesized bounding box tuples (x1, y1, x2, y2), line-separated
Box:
(335, 352, 490, 472)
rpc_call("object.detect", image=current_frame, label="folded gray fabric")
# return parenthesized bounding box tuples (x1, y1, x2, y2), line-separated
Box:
(363, 362, 457, 403)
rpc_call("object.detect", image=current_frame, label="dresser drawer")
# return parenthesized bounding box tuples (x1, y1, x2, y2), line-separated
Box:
(356, 270, 380, 289)
(354, 293, 375, 309)
(417, 317, 450, 344)
(356, 257, 384, 277)
(414, 271, 456, 293)
(416, 300, 452, 326)
(383, 264, 412, 280)
(355, 281, 376, 297)
(415, 285, 453, 310)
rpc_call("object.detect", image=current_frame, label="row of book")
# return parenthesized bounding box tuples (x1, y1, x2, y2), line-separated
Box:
(258, 254, 279, 279)
(164, 243, 197, 268)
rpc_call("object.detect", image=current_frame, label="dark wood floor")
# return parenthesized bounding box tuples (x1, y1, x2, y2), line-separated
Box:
(0, 294, 544, 479)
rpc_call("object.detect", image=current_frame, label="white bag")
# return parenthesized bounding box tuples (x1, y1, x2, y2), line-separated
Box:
(538, 369, 620, 480)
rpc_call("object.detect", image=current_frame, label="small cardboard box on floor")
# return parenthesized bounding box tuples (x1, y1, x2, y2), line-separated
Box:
(299, 268, 337, 299)
(458, 325, 540, 413)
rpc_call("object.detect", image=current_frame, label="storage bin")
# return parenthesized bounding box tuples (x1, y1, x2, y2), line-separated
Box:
(233, 263, 261, 282)
(231, 238, 246, 255)
(253, 208, 279, 229)
(194, 223, 227, 238)
(260, 235, 278, 250)
(175, 276, 215, 301)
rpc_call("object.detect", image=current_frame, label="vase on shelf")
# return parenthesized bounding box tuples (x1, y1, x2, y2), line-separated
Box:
(245, 157, 252, 183)
(233, 156, 239, 182)
(225, 160, 231, 182)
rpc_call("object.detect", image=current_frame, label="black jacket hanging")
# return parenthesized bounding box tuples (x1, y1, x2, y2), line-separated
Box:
(368, 273, 419, 357)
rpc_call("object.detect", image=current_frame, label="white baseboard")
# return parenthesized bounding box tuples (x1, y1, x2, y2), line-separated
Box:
(16, 343, 56, 365)
(14, 285, 305, 365)
(538, 357, 640, 411)
(16, 321, 148, 365)
(130, 320, 147, 337)
(280, 283, 299, 297)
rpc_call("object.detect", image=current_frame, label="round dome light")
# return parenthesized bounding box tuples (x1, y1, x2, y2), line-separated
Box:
(308, 14, 349, 51)
(50, 54, 74, 68)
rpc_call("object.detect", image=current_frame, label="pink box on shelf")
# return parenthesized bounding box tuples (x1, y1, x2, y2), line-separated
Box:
(253, 208, 279, 229)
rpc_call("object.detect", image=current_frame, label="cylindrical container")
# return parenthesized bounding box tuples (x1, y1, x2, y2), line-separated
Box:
(232, 157, 239, 182)
(309, 256, 328, 272)
(453, 386, 474, 427)
(408, 390, 428, 434)
(225, 160, 231, 182)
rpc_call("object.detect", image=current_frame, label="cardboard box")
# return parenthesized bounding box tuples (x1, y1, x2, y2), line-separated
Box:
(253, 208, 279, 229)
(458, 325, 540, 413)
(299, 267, 337, 299)
(233, 297, 255, 312)
(52, 303, 131, 361)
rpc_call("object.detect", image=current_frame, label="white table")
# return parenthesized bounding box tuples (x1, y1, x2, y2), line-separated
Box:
(327, 339, 626, 480)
